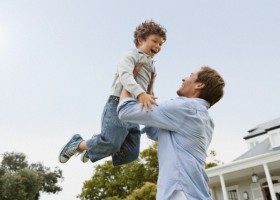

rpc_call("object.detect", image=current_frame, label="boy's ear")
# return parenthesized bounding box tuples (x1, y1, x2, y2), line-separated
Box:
(138, 38, 144, 45)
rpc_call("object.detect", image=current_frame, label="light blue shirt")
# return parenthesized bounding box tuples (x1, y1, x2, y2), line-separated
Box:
(118, 97, 214, 200)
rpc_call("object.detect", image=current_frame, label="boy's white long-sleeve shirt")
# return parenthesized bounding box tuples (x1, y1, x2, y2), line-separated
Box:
(110, 48, 155, 98)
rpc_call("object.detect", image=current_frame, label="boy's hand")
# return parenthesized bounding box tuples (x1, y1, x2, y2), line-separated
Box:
(137, 92, 158, 112)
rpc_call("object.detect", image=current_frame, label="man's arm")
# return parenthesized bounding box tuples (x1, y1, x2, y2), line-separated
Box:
(141, 126, 159, 141)
(118, 92, 181, 132)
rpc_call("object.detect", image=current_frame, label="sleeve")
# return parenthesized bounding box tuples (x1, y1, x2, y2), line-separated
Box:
(117, 51, 145, 98)
(141, 126, 159, 141)
(118, 97, 184, 132)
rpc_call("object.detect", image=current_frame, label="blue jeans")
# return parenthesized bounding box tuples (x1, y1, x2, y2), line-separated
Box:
(86, 96, 141, 166)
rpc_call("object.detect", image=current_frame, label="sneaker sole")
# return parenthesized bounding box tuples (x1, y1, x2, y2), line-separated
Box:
(80, 151, 89, 163)
(58, 134, 79, 163)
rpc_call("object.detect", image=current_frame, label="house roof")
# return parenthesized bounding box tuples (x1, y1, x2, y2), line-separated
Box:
(234, 117, 280, 161)
(206, 149, 280, 185)
(207, 117, 280, 186)
(243, 117, 280, 139)
(233, 138, 275, 161)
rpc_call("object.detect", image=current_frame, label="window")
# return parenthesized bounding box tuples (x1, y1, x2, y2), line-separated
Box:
(228, 189, 238, 200)
(269, 129, 280, 148)
(227, 185, 240, 200)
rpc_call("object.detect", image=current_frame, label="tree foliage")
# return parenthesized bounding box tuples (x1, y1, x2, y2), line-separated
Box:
(205, 150, 221, 169)
(124, 182, 157, 200)
(79, 143, 158, 200)
(79, 143, 220, 199)
(0, 152, 63, 200)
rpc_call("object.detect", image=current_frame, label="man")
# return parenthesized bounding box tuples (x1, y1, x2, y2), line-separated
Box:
(117, 66, 225, 200)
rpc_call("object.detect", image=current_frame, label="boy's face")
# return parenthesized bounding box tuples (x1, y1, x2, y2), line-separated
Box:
(138, 34, 164, 57)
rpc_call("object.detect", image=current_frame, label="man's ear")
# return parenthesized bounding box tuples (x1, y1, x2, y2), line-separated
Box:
(196, 82, 205, 89)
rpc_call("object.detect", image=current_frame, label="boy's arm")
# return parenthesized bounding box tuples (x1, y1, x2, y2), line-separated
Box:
(139, 67, 158, 111)
(134, 63, 158, 111)
(133, 62, 156, 95)
(118, 52, 145, 98)
(118, 52, 157, 111)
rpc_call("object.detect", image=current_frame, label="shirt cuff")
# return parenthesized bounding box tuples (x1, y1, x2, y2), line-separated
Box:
(132, 88, 145, 99)
(117, 97, 136, 112)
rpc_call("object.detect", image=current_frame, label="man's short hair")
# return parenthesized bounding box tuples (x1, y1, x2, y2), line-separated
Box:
(196, 66, 225, 107)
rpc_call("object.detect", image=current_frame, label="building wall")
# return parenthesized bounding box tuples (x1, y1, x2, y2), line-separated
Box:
(211, 180, 255, 200)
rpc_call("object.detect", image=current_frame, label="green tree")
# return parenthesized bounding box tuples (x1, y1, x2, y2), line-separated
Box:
(1, 152, 28, 171)
(124, 182, 157, 200)
(139, 143, 158, 184)
(79, 160, 147, 200)
(29, 163, 63, 194)
(80, 143, 220, 199)
(205, 150, 221, 169)
(0, 152, 63, 200)
(79, 143, 158, 200)
(0, 168, 41, 200)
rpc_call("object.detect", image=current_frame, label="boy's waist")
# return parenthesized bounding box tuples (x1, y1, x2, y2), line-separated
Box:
(109, 95, 120, 102)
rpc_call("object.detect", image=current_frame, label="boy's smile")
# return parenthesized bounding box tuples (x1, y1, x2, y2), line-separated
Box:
(138, 34, 164, 57)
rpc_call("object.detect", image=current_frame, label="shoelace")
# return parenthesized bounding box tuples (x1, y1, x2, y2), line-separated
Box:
(75, 152, 82, 157)
(65, 146, 79, 157)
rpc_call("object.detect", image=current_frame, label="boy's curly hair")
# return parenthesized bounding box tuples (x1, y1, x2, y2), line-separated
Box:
(134, 20, 167, 47)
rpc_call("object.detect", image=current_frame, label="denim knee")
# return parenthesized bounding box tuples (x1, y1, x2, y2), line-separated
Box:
(112, 150, 139, 166)
(105, 141, 121, 155)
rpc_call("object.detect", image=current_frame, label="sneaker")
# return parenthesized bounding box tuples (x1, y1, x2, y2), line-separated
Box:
(80, 150, 90, 163)
(59, 134, 83, 163)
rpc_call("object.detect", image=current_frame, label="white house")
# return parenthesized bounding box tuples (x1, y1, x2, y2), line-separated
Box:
(206, 117, 280, 200)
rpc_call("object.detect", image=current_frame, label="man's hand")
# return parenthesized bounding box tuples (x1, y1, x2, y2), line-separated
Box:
(138, 92, 158, 112)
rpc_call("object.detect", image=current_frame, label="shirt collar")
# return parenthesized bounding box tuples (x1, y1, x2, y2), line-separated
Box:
(195, 98, 210, 109)
(137, 48, 152, 59)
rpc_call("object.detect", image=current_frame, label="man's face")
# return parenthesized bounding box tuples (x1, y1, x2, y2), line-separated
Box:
(138, 34, 164, 57)
(177, 70, 202, 97)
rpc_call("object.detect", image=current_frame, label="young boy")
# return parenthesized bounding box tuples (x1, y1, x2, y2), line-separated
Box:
(59, 20, 167, 166)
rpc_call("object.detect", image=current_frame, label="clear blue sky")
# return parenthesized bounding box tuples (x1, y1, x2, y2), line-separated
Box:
(1, 1, 280, 199)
